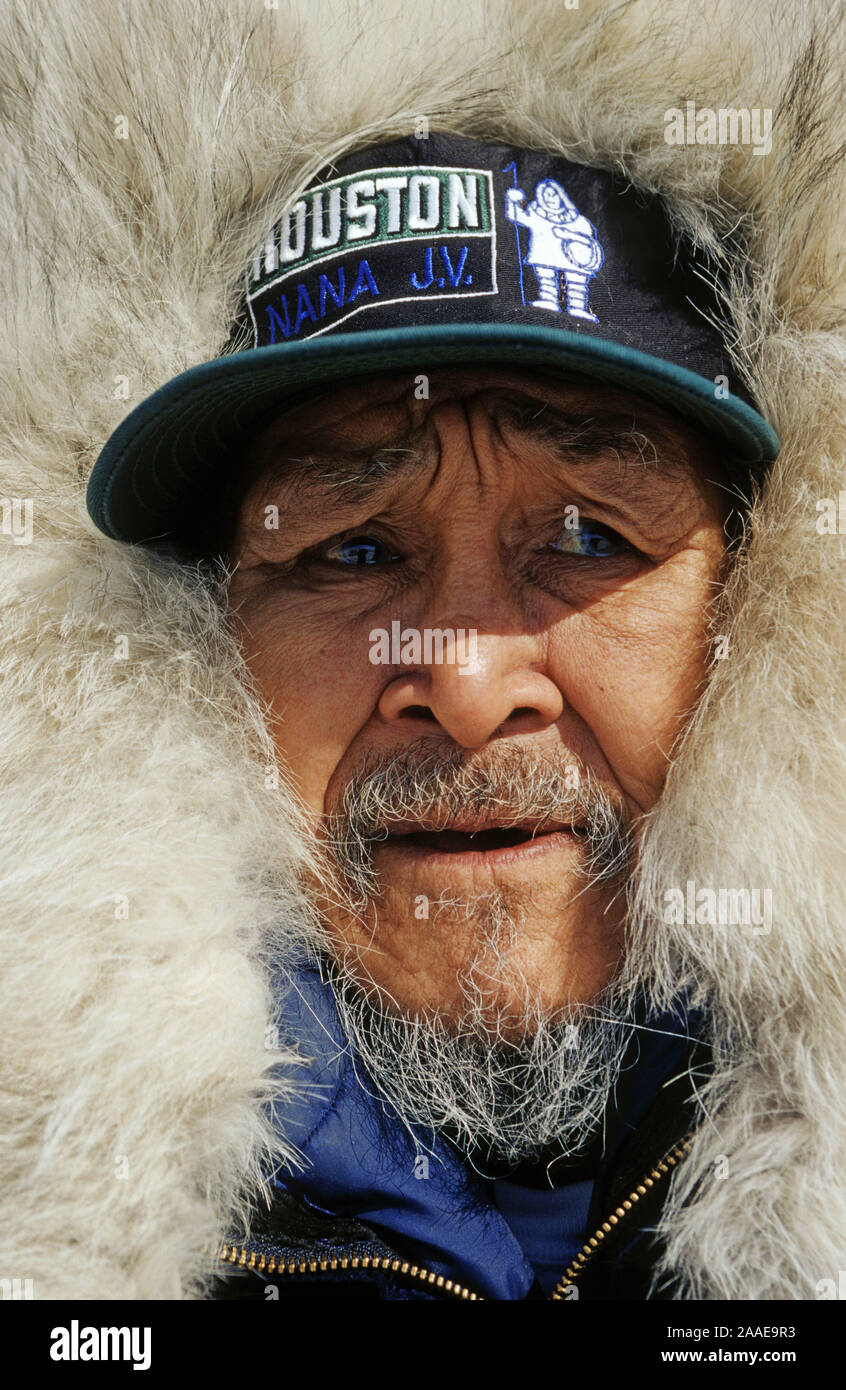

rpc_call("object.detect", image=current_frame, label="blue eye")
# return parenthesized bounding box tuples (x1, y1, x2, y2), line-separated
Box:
(325, 534, 402, 567)
(550, 520, 630, 558)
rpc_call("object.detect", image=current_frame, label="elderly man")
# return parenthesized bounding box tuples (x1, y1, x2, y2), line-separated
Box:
(3, 0, 844, 1311)
(211, 364, 729, 1299)
(85, 134, 780, 1300)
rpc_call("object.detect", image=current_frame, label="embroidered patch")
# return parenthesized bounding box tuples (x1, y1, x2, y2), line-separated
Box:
(503, 173, 605, 324)
(247, 165, 497, 344)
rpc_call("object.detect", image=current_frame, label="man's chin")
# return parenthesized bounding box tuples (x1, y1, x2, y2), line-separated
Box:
(330, 962, 601, 1043)
(322, 889, 626, 1022)
(319, 947, 637, 1166)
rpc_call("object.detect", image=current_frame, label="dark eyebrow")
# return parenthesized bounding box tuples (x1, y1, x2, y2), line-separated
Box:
(494, 398, 679, 473)
(243, 393, 696, 517)
(276, 437, 430, 507)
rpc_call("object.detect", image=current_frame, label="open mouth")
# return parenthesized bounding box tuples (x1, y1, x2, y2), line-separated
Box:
(376, 818, 582, 864)
(398, 826, 556, 852)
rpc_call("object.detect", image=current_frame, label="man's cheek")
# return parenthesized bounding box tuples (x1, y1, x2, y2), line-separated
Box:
(586, 568, 716, 679)
(237, 605, 382, 808)
(551, 580, 714, 802)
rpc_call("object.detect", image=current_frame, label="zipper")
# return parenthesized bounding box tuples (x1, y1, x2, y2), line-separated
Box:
(216, 1242, 484, 1300)
(216, 1133, 693, 1302)
(549, 1134, 693, 1299)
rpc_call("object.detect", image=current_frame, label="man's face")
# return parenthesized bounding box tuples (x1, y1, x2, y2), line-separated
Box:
(226, 367, 727, 1026)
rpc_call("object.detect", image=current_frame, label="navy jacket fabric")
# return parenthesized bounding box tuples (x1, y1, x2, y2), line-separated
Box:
(214, 962, 702, 1300)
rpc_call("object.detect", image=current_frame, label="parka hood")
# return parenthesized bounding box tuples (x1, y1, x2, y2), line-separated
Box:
(1, 0, 844, 1299)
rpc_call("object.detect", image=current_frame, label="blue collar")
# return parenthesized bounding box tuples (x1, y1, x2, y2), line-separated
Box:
(266, 962, 694, 1300)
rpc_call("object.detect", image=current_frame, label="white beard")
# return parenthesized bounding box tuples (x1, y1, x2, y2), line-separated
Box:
(305, 741, 647, 1167)
(315, 886, 640, 1169)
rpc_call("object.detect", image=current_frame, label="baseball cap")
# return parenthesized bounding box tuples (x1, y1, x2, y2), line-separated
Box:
(86, 132, 780, 554)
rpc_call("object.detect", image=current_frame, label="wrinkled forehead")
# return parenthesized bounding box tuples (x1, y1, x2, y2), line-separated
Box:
(240, 364, 719, 462)
(217, 364, 733, 563)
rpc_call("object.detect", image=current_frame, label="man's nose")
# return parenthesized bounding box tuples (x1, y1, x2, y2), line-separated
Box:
(377, 629, 565, 750)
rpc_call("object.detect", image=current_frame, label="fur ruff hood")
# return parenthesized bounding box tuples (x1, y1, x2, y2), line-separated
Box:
(1, 0, 845, 1300)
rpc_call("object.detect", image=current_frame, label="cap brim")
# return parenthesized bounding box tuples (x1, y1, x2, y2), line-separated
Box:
(87, 323, 780, 547)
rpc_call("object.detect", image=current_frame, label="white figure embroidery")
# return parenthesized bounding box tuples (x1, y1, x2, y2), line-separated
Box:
(505, 177, 604, 322)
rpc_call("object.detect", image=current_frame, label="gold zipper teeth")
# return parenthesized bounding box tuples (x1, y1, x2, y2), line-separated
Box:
(215, 1132, 693, 1303)
(549, 1135, 693, 1300)
(217, 1243, 483, 1300)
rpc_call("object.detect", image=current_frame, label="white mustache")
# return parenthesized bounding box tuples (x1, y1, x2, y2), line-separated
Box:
(324, 740, 632, 903)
